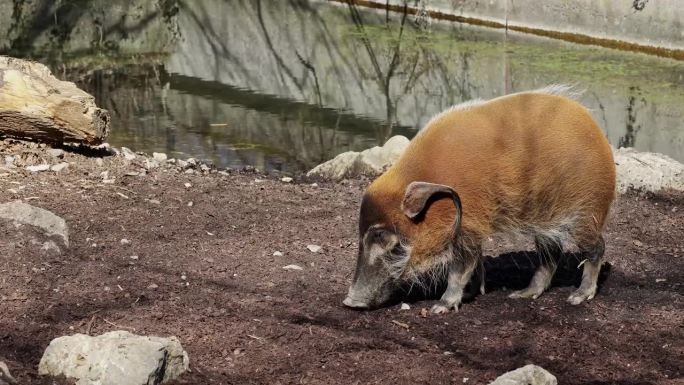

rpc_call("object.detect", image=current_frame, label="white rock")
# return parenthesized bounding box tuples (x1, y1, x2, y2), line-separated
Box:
(51, 162, 69, 172)
(26, 164, 50, 172)
(184, 183, 191, 188)
(41, 240, 61, 253)
(307, 135, 410, 180)
(121, 147, 136, 161)
(282, 264, 303, 271)
(100, 170, 115, 183)
(307, 244, 322, 253)
(307, 151, 361, 181)
(176, 159, 188, 168)
(281, 177, 293, 183)
(0, 201, 68, 246)
(488, 364, 557, 385)
(153, 152, 168, 162)
(145, 159, 160, 169)
(120, 238, 131, 245)
(273, 251, 284, 257)
(38, 331, 189, 385)
(0, 360, 17, 385)
(400, 303, 411, 310)
(48, 148, 65, 158)
(4, 155, 15, 167)
(614, 148, 684, 193)
(129, 255, 139, 260)
(147, 283, 159, 290)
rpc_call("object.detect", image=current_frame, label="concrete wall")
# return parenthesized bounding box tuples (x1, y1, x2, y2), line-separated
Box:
(380, 0, 684, 51)
(166, 0, 684, 160)
(0, 0, 178, 54)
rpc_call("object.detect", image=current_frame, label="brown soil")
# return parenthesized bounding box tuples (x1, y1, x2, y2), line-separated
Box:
(0, 139, 682, 385)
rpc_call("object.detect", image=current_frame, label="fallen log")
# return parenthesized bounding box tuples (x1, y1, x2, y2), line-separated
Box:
(0, 56, 110, 145)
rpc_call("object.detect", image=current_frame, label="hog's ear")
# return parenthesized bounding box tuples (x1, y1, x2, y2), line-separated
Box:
(401, 181, 462, 231)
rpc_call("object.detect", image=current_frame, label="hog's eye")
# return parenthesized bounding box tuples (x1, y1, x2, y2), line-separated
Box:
(389, 243, 404, 255)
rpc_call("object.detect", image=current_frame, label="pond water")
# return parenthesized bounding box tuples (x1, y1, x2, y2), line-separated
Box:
(2, 0, 683, 171)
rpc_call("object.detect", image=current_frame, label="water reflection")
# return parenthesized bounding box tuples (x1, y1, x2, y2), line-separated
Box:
(1, 0, 683, 170)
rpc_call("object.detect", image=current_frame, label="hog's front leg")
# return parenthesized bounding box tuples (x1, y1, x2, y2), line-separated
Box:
(431, 257, 478, 314)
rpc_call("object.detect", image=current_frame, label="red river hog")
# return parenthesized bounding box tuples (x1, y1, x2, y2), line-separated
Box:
(343, 85, 616, 313)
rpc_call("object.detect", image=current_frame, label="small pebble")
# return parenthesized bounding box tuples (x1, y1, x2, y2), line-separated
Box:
(121, 147, 136, 160)
(184, 183, 192, 188)
(273, 251, 283, 257)
(51, 162, 69, 172)
(26, 164, 50, 172)
(129, 255, 139, 260)
(281, 177, 293, 183)
(307, 244, 322, 253)
(400, 303, 411, 310)
(282, 264, 303, 271)
(120, 239, 131, 245)
(147, 283, 159, 290)
(48, 148, 64, 158)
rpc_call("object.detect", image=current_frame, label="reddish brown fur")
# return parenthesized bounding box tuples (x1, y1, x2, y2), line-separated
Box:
(363, 91, 616, 271)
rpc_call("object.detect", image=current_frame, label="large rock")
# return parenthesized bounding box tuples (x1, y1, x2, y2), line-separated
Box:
(613, 148, 684, 193)
(38, 331, 189, 385)
(0, 201, 68, 246)
(307, 135, 409, 180)
(488, 364, 557, 385)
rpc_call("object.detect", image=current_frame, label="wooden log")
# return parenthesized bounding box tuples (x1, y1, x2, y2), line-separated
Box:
(0, 56, 110, 145)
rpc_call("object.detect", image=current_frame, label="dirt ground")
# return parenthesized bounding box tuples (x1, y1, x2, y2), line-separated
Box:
(0, 139, 682, 385)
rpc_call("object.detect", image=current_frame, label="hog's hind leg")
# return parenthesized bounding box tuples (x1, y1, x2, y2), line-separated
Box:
(509, 235, 561, 300)
(568, 235, 605, 305)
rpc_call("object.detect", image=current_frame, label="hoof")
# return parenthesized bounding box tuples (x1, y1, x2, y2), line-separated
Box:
(430, 304, 455, 314)
(567, 288, 596, 305)
(508, 288, 542, 300)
